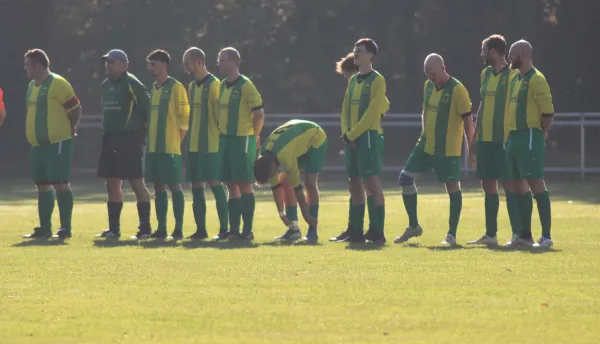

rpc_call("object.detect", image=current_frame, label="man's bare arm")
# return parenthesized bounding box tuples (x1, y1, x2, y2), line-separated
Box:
(68, 106, 82, 136)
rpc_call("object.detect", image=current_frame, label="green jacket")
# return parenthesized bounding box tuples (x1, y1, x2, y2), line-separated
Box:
(101, 72, 149, 132)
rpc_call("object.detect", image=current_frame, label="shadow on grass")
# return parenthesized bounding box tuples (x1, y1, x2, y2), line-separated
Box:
(181, 239, 260, 250)
(426, 244, 474, 251)
(139, 239, 180, 249)
(345, 242, 386, 251)
(92, 239, 141, 248)
(485, 245, 562, 254)
(12, 238, 68, 247)
(261, 240, 324, 247)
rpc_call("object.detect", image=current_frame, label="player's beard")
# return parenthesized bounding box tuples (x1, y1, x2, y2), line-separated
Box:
(510, 58, 522, 69)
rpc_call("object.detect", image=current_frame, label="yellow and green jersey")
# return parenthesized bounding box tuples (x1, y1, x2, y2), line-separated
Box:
(478, 66, 517, 142)
(420, 77, 472, 156)
(188, 74, 220, 154)
(218, 75, 263, 136)
(147, 77, 189, 154)
(340, 70, 389, 141)
(507, 68, 554, 132)
(25, 73, 80, 146)
(263, 120, 327, 188)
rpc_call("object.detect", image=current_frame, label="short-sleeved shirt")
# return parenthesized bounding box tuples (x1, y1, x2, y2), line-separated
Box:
(262, 120, 327, 188)
(25, 73, 80, 146)
(218, 75, 263, 136)
(147, 77, 190, 155)
(478, 66, 518, 142)
(420, 77, 472, 156)
(188, 74, 220, 153)
(507, 68, 554, 132)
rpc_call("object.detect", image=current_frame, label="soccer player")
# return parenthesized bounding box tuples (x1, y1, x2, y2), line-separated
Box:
(466, 35, 523, 246)
(0, 88, 5, 127)
(96, 49, 153, 240)
(22, 49, 81, 239)
(395, 53, 474, 246)
(183, 47, 229, 240)
(254, 120, 324, 241)
(330, 51, 378, 241)
(216, 47, 265, 241)
(505, 40, 555, 248)
(145, 50, 189, 240)
(336, 38, 389, 244)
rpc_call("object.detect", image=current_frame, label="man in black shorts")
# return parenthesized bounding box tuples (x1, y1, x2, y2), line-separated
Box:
(96, 49, 152, 239)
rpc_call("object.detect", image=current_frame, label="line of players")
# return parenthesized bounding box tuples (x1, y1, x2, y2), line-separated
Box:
(16, 33, 554, 247)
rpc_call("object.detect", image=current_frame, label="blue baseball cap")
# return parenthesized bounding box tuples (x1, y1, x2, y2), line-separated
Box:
(102, 49, 129, 63)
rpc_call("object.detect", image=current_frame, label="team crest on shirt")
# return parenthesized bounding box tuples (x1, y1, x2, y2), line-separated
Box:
(162, 91, 170, 99)
(232, 89, 241, 100)
(363, 84, 371, 94)
(442, 94, 450, 103)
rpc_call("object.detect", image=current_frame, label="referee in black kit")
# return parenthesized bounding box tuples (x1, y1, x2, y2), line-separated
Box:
(96, 49, 153, 239)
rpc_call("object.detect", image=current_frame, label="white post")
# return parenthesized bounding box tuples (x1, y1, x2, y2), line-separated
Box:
(580, 112, 585, 179)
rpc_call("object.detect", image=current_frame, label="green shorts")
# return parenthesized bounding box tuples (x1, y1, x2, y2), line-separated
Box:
(404, 141, 460, 183)
(186, 151, 222, 182)
(221, 135, 257, 183)
(298, 138, 328, 174)
(476, 141, 510, 181)
(145, 153, 182, 185)
(505, 128, 545, 180)
(345, 131, 383, 179)
(29, 138, 74, 184)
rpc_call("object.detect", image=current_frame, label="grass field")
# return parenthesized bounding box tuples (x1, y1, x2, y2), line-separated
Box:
(1, 179, 599, 343)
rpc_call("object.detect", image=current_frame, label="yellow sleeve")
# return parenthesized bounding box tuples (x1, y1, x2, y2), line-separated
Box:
(175, 82, 190, 130)
(209, 80, 221, 124)
(55, 78, 80, 112)
(346, 76, 389, 141)
(243, 81, 263, 110)
(275, 152, 301, 188)
(454, 83, 472, 117)
(531, 75, 555, 114)
(340, 79, 350, 134)
(480, 68, 487, 95)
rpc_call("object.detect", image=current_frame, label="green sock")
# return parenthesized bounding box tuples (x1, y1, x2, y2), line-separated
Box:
(350, 204, 365, 234)
(347, 197, 353, 228)
(375, 205, 385, 235)
(534, 190, 552, 239)
(367, 196, 374, 229)
(38, 190, 55, 232)
(241, 193, 255, 234)
(402, 193, 419, 228)
(228, 198, 241, 233)
(505, 193, 522, 236)
(286, 205, 298, 222)
(192, 188, 206, 232)
(309, 204, 319, 229)
(172, 189, 185, 232)
(518, 192, 533, 239)
(56, 189, 74, 231)
(155, 190, 168, 232)
(448, 190, 462, 237)
(211, 185, 229, 233)
(484, 193, 499, 237)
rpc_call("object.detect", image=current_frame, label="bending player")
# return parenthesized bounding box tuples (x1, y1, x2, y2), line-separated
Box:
(254, 120, 326, 242)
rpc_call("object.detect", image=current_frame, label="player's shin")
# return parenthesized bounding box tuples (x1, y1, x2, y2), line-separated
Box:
(534, 190, 552, 239)
(210, 185, 229, 233)
(505, 193, 522, 236)
(484, 193, 499, 238)
(517, 192, 533, 239)
(192, 187, 206, 232)
(155, 190, 169, 233)
(228, 198, 242, 234)
(448, 190, 462, 237)
(399, 172, 419, 228)
(107, 201, 123, 232)
(172, 188, 185, 233)
(56, 188, 74, 231)
(240, 192, 255, 234)
(38, 189, 55, 232)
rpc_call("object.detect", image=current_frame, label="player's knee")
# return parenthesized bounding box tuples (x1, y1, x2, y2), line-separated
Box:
(398, 172, 417, 195)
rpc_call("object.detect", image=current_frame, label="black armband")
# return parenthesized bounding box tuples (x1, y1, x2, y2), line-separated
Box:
(251, 105, 263, 111)
(461, 112, 472, 119)
(271, 184, 282, 190)
(542, 113, 554, 118)
(294, 184, 304, 192)
(342, 134, 352, 144)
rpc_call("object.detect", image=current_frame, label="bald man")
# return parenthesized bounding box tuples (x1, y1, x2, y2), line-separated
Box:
(505, 40, 555, 248)
(395, 54, 474, 246)
(183, 47, 229, 240)
(216, 47, 265, 241)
